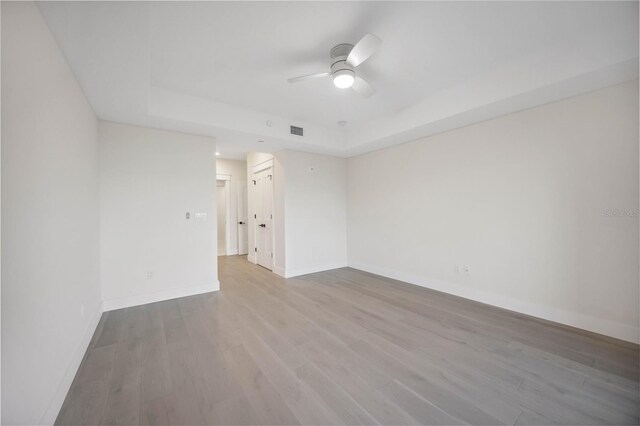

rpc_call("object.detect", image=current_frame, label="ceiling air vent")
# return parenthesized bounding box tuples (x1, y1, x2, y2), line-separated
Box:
(290, 125, 304, 136)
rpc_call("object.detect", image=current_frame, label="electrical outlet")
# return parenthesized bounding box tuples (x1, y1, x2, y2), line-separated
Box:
(147, 271, 154, 279)
(463, 266, 470, 275)
(308, 166, 316, 172)
(453, 264, 460, 274)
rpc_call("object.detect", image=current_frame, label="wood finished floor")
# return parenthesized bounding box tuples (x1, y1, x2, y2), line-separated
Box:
(57, 256, 639, 425)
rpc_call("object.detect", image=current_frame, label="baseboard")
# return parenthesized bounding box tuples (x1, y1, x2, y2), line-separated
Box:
(40, 301, 103, 425)
(247, 254, 256, 264)
(348, 261, 639, 344)
(284, 261, 348, 278)
(273, 265, 286, 278)
(39, 281, 220, 423)
(102, 281, 220, 312)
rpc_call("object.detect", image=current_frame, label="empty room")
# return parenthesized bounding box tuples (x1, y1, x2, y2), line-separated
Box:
(2, 1, 639, 425)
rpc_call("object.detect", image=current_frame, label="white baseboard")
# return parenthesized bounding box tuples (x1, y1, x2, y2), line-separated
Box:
(102, 281, 220, 312)
(41, 282, 220, 423)
(348, 261, 639, 344)
(284, 261, 348, 278)
(247, 254, 256, 264)
(273, 265, 286, 278)
(41, 301, 103, 425)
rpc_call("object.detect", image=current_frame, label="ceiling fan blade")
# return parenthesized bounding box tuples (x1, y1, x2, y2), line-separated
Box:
(346, 33, 381, 67)
(352, 76, 375, 98)
(287, 72, 330, 83)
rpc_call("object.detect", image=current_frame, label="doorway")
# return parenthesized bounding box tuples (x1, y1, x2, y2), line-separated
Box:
(216, 180, 228, 256)
(237, 183, 249, 255)
(253, 167, 273, 270)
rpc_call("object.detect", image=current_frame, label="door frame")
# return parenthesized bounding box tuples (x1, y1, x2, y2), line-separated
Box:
(251, 160, 275, 269)
(216, 174, 232, 256)
(237, 182, 249, 255)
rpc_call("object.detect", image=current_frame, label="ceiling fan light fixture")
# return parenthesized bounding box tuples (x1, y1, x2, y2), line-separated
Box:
(333, 69, 355, 89)
(288, 34, 379, 97)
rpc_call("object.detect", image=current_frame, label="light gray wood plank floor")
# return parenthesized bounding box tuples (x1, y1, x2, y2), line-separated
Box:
(57, 255, 639, 425)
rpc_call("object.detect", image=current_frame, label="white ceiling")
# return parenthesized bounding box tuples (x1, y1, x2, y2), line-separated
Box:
(38, 1, 638, 159)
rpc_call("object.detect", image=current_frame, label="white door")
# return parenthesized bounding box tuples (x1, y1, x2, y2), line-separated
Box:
(254, 169, 273, 270)
(237, 183, 248, 255)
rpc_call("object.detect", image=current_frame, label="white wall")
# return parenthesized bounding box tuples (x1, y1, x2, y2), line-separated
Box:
(216, 159, 247, 255)
(1, 2, 102, 424)
(348, 80, 639, 343)
(99, 121, 218, 310)
(273, 153, 286, 275)
(277, 150, 348, 278)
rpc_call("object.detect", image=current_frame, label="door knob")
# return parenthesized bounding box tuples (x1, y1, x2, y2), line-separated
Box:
(259, 224, 266, 227)
(239, 221, 244, 224)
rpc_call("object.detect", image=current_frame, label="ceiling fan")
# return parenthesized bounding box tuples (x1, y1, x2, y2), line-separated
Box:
(287, 33, 381, 98)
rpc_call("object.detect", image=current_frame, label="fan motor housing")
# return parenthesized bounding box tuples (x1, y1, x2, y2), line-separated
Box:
(330, 43, 355, 77)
